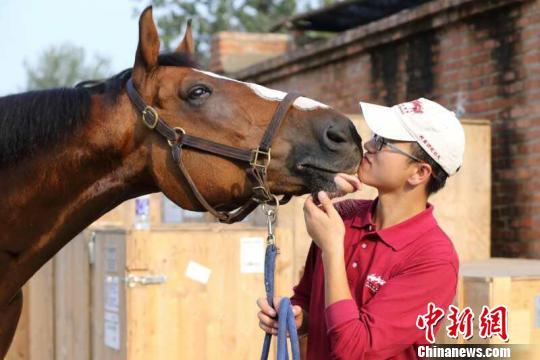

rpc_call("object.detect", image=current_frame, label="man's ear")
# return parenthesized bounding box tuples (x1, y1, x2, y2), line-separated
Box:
(133, 6, 160, 85)
(175, 19, 194, 55)
(408, 163, 432, 187)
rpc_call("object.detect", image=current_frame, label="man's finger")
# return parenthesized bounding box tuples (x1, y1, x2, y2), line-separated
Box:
(256, 297, 276, 317)
(259, 322, 278, 335)
(304, 195, 315, 211)
(318, 191, 335, 215)
(304, 195, 325, 217)
(258, 311, 278, 328)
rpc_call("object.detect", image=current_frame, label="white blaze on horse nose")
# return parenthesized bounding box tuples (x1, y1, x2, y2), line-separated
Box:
(193, 69, 329, 111)
(245, 82, 329, 111)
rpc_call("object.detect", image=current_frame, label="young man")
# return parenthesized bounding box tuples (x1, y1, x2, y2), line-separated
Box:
(257, 98, 465, 359)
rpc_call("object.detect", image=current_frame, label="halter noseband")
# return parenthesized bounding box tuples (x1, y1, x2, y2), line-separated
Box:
(125, 78, 300, 224)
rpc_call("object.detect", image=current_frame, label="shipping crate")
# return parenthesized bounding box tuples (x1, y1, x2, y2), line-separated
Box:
(436, 258, 540, 358)
(90, 226, 294, 359)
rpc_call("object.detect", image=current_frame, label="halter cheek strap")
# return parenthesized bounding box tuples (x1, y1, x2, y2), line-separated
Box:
(126, 78, 300, 223)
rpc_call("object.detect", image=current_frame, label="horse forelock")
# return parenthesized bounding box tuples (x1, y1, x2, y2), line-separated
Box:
(157, 52, 199, 69)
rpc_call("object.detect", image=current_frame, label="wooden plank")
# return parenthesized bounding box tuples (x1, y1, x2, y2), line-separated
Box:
(490, 277, 511, 345)
(508, 278, 540, 346)
(27, 260, 55, 359)
(5, 286, 30, 360)
(54, 232, 91, 360)
(461, 277, 490, 345)
(461, 258, 540, 277)
(92, 229, 127, 360)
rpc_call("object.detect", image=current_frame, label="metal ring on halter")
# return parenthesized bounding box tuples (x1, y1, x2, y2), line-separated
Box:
(167, 127, 187, 147)
(261, 195, 280, 219)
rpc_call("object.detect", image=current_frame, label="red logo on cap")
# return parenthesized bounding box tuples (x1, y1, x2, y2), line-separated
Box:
(412, 100, 424, 114)
(398, 100, 424, 115)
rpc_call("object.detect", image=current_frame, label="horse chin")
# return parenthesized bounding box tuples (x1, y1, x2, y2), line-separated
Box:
(294, 163, 352, 193)
(305, 175, 340, 198)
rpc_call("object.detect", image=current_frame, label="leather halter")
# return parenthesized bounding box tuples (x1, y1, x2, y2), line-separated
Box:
(125, 78, 300, 224)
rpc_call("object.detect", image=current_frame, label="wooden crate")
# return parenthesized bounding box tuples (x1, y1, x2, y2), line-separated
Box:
(436, 258, 540, 358)
(91, 226, 297, 359)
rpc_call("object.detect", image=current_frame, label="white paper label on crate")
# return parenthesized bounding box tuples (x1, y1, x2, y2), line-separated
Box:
(105, 245, 117, 273)
(105, 276, 120, 312)
(104, 311, 120, 350)
(240, 237, 265, 273)
(185, 261, 211, 284)
(536, 295, 540, 328)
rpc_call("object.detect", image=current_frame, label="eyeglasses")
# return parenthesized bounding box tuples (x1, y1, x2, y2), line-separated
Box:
(371, 135, 423, 163)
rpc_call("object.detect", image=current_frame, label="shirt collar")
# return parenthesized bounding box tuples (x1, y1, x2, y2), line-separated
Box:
(351, 199, 377, 231)
(352, 198, 438, 251)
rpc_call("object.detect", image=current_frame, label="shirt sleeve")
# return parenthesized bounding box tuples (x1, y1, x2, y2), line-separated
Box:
(324, 257, 458, 360)
(291, 199, 366, 312)
(290, 241, 318, 312)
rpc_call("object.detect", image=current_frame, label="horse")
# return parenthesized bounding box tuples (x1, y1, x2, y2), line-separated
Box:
(0, 6, 361, 356)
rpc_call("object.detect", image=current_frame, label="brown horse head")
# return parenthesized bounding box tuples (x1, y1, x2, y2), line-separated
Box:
(129, 7, 362, 212)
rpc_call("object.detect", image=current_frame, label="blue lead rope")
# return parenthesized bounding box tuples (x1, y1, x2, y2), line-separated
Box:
(260, 242, 300, 360)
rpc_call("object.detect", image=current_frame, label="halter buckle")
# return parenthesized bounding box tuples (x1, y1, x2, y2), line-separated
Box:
(168, 127, 187, 147)
(250, 148, 271, 169)
(142, 106, 159, 129)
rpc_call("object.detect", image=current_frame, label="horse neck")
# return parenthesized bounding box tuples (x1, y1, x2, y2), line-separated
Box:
(0, 93, 154, 302)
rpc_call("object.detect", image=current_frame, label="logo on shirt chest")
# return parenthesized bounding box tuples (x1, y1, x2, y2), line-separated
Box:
(365, 273, 386, 293)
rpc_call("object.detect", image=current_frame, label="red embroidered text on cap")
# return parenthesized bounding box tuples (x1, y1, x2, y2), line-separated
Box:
(397, 99, 424, 115)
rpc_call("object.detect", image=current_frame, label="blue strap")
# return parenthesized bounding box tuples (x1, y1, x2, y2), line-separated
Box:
(260, 244, 300, 360)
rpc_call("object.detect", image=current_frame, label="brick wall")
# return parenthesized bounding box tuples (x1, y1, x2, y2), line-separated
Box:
(232, 0, 540, 258)
(210, 32, 290, 73)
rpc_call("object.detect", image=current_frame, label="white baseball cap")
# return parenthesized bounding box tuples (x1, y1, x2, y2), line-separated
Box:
(359, 98, 465, 176)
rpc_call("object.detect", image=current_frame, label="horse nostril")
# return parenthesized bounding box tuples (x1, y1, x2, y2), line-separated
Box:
(325, 126, 347, 144)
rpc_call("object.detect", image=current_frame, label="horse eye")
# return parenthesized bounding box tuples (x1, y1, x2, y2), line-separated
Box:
(187, 85, 211, 101)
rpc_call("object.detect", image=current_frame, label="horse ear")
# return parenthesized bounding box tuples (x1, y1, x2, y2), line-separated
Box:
(175, 19, 194, 55)
(133, 6, 160, 77)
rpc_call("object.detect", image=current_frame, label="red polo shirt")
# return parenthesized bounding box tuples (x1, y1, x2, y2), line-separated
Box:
(291, 198, 459, 360)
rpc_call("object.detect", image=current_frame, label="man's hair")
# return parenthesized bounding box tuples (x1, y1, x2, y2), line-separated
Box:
(410, 143, 448, 195)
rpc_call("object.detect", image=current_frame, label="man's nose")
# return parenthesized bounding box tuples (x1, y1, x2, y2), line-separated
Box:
(364, 138, 377, 153)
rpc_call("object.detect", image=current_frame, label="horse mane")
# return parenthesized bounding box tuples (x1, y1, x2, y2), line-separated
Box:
(0, 52, 198, 168)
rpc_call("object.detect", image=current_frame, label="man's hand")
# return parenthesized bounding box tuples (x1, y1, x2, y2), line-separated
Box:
(257, 297, 303, 336)
(303, 191, 346, 257)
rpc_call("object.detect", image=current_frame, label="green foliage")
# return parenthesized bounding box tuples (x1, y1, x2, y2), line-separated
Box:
(24, 43, 111, 90)
(136, 0, 335, 64)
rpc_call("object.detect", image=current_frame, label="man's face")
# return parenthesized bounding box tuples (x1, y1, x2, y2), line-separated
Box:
(359, 135, 419, 192)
